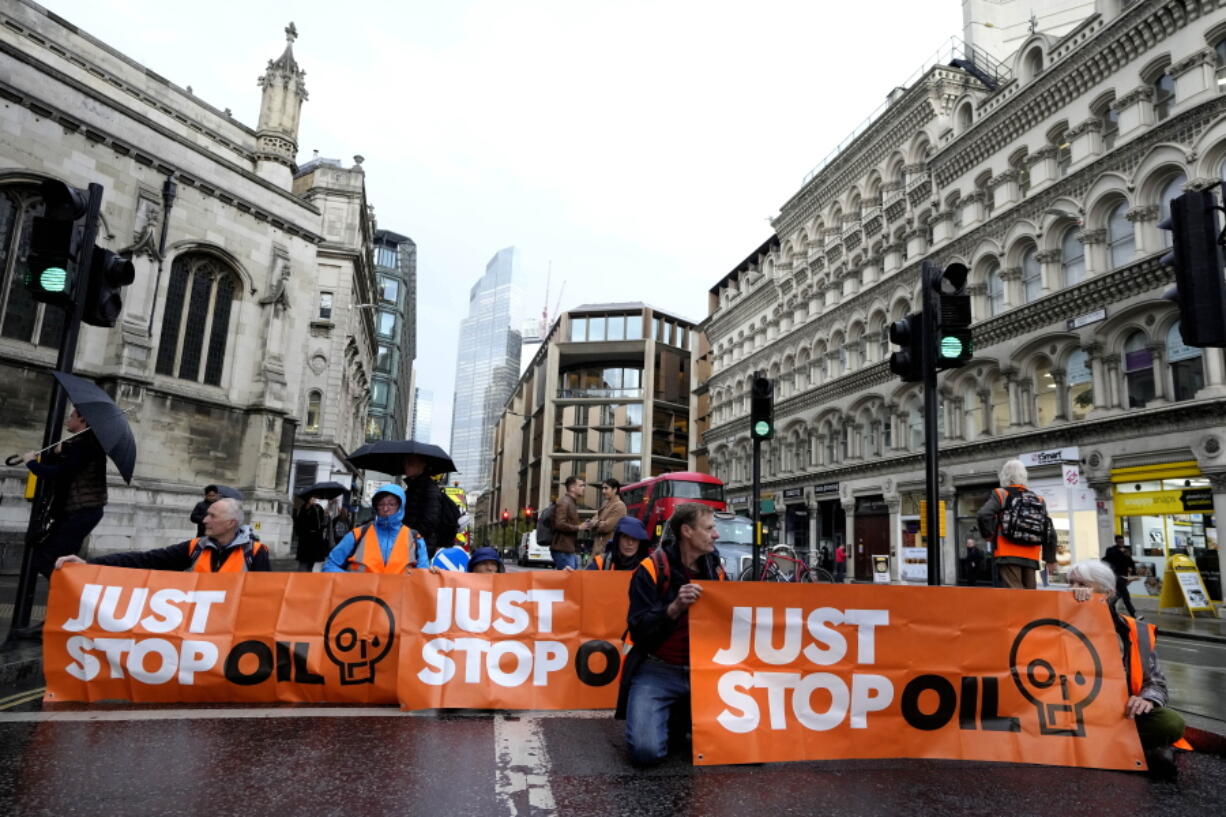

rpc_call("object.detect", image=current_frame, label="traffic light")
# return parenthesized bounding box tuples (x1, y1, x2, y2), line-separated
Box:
(82, 246, 135, 328)
(888, 313, 924, 382)
(524, 507, 534, 523)
(933, 262, 973, 370)
(500, 509, 509, 527)
(750, 374, 773, 440)
(23, 180, 90, 307)
(1158, 186, 1226, 347)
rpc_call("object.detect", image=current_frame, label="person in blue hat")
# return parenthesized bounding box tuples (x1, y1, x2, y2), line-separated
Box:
(323, 483, 427, 573)
(467, 547, 505, 574)
(587, 516, 653, 571)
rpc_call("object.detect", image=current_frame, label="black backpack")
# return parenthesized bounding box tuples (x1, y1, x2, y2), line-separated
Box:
(998, 487, 1049, 546)
(536, 503, 555, 546)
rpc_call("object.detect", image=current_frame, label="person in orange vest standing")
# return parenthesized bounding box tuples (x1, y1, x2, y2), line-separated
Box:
(323, 483, 427, 573)
(55, 498, 269, 572)
(976, 459, 1057, 589)
(1067, 559, 1187, 779)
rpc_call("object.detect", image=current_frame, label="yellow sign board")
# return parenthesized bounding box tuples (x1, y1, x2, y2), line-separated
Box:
(918, 501, 947, 537)
(1157, 554, 1216, 616)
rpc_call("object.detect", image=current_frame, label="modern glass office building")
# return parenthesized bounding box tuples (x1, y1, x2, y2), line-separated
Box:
(367, 229, 417, 442)
(450, 247, 524, 498)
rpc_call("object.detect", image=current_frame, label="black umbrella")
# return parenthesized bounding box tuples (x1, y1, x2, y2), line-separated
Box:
(214, 485, 244, 501)
(51, 372, 137, 483)
(296, 480, 348, 500)
(349, 440, 457, 476)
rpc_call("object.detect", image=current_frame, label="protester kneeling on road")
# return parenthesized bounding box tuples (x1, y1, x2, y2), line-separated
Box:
(56, 498, 269, 573)
(1067, 559, 1186, 779)
(324, 484, 427, 573)
(467, 547, 505, 574)
(587, 516, 652, 571)
(616, 502, 726, 766)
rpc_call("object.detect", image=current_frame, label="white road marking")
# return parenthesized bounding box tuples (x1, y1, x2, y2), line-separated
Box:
(494, 711, 605, 817)
(0, 706, 611, 724)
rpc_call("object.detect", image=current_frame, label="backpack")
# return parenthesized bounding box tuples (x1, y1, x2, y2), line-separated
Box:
(997, 487, 1049, 546)
(535, 503, 556, 546)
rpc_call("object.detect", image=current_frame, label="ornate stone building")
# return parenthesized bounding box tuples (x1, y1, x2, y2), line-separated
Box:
(0, 3, 378, 556)
(703, 0, 1226, 596)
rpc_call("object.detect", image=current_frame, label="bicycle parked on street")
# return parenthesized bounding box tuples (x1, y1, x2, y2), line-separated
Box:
(738, 545, 836, 582)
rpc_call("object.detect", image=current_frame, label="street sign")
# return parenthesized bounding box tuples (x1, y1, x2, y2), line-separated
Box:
(918, 501, 947, 537)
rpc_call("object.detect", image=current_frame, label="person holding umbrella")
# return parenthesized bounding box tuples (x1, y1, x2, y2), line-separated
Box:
(293, 481, 346, 572)
(19, 406, 107, 581)
(347, 440, 460, 558)
(323, 483, 428, 573)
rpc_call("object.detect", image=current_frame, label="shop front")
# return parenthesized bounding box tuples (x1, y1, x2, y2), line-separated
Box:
(812, 482, 842, 573)
(897, 492, 928, 584)
(955, 484, 998, 585)
(782, 487, 808, 554)
(1111, 461, 1221, 601)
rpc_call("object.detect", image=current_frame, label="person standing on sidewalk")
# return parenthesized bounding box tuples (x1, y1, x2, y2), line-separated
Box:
(548, 476, 585, 570)
(582, 478, 626, 558)
(833, 541, 847, 583)
(1102, 534, 1141, 619)
(977, 459, 1058, 589)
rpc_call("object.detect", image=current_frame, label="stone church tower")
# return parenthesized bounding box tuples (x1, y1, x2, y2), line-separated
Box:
(255, 22, 308, 189)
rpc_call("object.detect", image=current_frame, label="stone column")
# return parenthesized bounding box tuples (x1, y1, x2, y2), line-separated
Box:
(940, 488, 958, 585)
(1197, 347, 1226, 397)
(1051, 368, 1068, 421)
(807, 495, 819, 568)
(1000, 267, 1022, 311)
(1088, 345, 1108, 411)
(886, 496, 902, 583)
(1004, 369, 1020, 428)
(1126, 204, 1160, 255)
(1149, 341, 1167, 404)
(1104, 353, 1122, 409)
(977, 389, 991, 437)
(1035, 248, 1062, 293)
(1205, 473, 1226, 598)
(1077, 228, 1106, 277)
(842, 499, 857, 581)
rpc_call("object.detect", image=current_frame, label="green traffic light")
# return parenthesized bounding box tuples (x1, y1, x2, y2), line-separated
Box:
(939, 335, 964, 359)
(39, 266, 69, 293)
(753, 420, 771, 437)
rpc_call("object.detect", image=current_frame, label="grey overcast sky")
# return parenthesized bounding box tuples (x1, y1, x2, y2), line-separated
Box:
(50, 0, 963, 448)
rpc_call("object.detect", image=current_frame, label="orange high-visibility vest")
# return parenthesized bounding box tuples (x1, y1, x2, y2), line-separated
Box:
(1122, 615, 1158, 697)
(992, 486, 1043, 562)
(346, 525, 416, 574)
(186, 537, 265, 573)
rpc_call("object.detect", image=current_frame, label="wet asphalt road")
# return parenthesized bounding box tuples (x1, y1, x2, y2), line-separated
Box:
(0, 705, 1222, 817)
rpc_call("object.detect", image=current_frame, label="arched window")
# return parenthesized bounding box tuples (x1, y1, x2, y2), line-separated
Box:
(1158, 174, 1186, 248)
(155, 253, 239, 386)
(1033, 358, 1058, 427)
(957, 102, 973, 132)
(1024, 46, 1043, 80)
(1167, 322, 1204, 401)
(1107, 203, 1134, 269)
(305, 391, 322, 433)
(1153, 71, 1175, 121)
(1021, 247, 1042, 302)
(1061, 228, 1085, 286)
(1067, 349, 1093, 421)
(986, 264, 1005, 316)
(0, 187, 66, 348)
(1123, 331, 1155, 409)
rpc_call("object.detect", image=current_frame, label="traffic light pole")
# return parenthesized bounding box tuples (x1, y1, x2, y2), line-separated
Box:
(921, 261, 942, 586)
(751, 437, 762, 579)
(7, 183, 104, 638)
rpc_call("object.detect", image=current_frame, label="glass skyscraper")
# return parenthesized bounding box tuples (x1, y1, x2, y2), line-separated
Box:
(450, 247, 523, 497)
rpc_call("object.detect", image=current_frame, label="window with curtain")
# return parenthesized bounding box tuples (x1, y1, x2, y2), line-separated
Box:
(1167, 322, 1203, 401)
(1067, 349, 1093, 421)
(1021, 247, 1042, 302)
(155, 253, 239, 386)
(1061, 229, 1084, 286)
(305, 391, 322, 433)
(0, 188, 66, 348)
(986, 264, 1005, 316)
(1123, 331, 1155, 408)
(1107, 203, 1134, 269)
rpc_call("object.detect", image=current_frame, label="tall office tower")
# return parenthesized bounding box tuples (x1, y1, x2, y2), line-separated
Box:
(449, 247, 524, 499)
(367, 229, 417, 442)
(412, 387, 433, 443)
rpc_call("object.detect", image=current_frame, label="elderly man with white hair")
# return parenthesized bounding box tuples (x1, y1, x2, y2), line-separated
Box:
(1068, 559, 1186, 779)
(56, 497, 270, 573)
(976, 458, 1057, 589)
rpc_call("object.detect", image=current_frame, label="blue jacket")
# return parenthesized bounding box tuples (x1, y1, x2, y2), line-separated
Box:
(323, 484, 427, 571)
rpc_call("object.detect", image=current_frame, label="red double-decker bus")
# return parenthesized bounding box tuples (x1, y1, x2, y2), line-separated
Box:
(620, 472, 727, 542)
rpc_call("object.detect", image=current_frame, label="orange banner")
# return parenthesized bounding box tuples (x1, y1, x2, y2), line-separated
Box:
(44, 567, 405, 704)
(688, 583, 1145, 770)
(397, 570, 630, 710)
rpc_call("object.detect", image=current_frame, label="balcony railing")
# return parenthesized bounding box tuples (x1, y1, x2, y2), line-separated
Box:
(556, 388, 644, 400)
